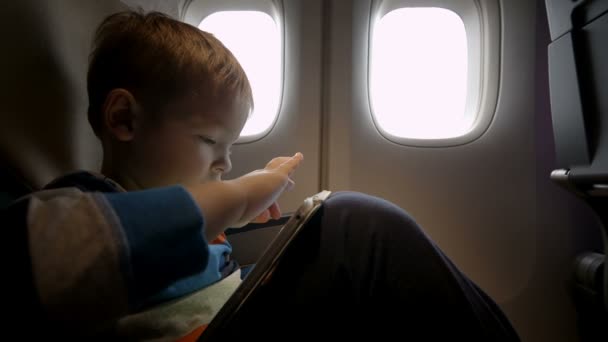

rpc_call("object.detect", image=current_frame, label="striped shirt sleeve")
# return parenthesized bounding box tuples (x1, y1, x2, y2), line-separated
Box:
(25, 185, 209, 332)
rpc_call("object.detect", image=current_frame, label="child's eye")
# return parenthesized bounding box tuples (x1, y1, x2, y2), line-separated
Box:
(198, 136, 216, 145)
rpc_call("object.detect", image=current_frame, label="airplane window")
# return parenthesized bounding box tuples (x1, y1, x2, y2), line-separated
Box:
(370, 7, 470, 140)
(199, 11, 282, 139)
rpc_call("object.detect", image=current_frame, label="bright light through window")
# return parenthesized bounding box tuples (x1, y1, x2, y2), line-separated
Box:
(199, 11, 281, 138)
(370, 8, 469, 139)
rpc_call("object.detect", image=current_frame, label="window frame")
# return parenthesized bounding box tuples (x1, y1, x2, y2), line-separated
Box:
(368, 0, 501, 147)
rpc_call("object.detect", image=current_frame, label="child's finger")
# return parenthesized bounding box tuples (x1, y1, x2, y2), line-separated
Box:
(268, 202, 281, 220)
(252, 210, 271, 223)
(279, 153, 303, 175)
(266, 157, 292, 169)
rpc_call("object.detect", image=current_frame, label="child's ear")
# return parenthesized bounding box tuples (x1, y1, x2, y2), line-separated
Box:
(102, 89, 140, 141)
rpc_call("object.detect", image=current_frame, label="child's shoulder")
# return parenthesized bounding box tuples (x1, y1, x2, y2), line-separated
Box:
(44, 170, 125, 193)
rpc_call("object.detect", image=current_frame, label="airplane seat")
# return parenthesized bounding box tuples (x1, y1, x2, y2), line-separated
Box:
(545, 0, 608, 320)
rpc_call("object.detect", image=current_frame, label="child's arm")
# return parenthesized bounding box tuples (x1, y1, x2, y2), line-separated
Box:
(5, 153, 302, 336)
(187, 153, 303, 241)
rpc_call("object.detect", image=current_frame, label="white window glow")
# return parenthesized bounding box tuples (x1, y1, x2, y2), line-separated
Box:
(199, 11, 281, 137)
(370, 8, 469, 139)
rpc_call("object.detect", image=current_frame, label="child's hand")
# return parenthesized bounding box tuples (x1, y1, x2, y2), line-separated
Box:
(249, 155, 300, 223)
(250, 194, 283, 223)
(232, 153, 303, 227)
(187, 153, 303, 240)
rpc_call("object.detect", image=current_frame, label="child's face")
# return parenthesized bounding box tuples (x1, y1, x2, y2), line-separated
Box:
(129, 93, 249, 188)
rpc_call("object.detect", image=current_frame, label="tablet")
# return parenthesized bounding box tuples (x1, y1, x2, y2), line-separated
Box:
(197, 190, 331, 341)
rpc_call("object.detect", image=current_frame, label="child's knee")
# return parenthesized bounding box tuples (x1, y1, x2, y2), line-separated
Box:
(323, 191, 422, 238)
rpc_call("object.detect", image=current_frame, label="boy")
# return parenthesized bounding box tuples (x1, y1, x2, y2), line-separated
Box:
(5, 9, 519, 342)
(16, 9, 302, 341)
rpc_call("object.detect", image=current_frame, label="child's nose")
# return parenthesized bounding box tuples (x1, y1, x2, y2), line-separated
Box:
(213, 156, 232, 175)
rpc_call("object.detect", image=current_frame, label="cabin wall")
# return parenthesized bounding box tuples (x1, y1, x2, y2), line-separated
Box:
(0, 0, 126, 187)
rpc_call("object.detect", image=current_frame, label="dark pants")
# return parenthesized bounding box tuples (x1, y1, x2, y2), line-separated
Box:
(217, 192, 519, 341)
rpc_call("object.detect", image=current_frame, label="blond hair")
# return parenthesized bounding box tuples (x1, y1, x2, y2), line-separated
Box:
(87, 10, 253, 135)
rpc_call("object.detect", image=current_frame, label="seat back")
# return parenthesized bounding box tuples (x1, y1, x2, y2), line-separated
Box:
(545, 0, 608, 314)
